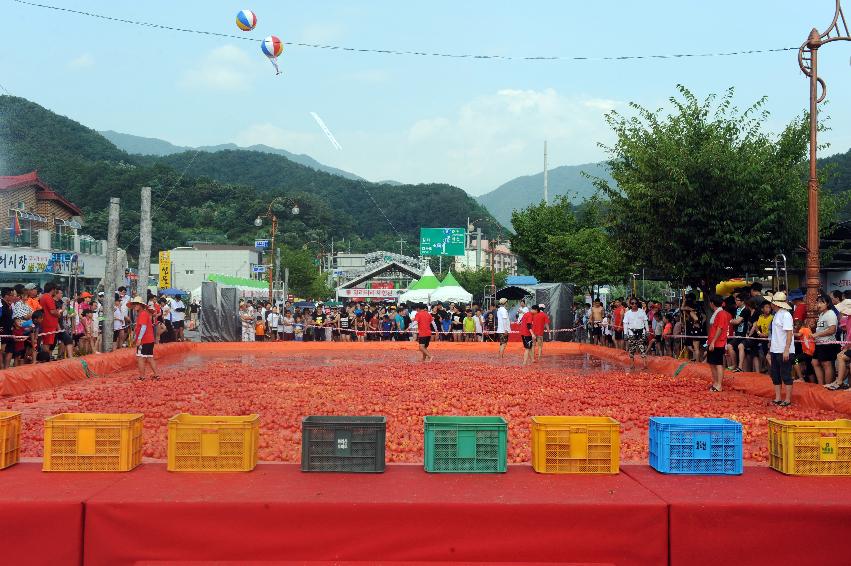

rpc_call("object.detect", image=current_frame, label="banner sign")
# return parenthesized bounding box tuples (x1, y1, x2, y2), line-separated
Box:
(255, 239, 270, 249)
(337, 288, 404, 298)
(827, 271, 851, 292)
(158, 251, 171, 289)
(420, 228, 465, 257)
(252, 264, 267, 274)
(0, 250, 52, 273)
(45, 252, 80, 275)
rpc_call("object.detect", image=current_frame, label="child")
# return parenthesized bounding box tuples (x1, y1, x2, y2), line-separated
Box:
(441, 312, 452, 342)
(750, 301, 773, 374)
(255, 315, 266, 341)
(11, 317, 28, 366)
(463, 309, 476, 342)
(84, 309, 100, 354)
(367, 312, 379, 341)
(662, 314, 674, 358)
(293, 315, 304, 341)
(31, 310, 50, 363)
(266, 308, 280, 341)
(650, 311, 664, 356)
(474, 308, 484, 342)
(381, 315, 393, 341)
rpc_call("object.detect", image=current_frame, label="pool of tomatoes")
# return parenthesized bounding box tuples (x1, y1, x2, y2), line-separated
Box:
(4, 350, 844, 464)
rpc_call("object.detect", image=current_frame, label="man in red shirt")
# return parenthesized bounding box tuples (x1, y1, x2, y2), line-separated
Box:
(413, 303, 434, 362)
(132, 296, 159, 380)
(531, 304, 551, 362)
(38, 282, 60, 355)
(706, 294, 732, 392)
(612, 299, 626, 351)
(519, 308, 535, 366)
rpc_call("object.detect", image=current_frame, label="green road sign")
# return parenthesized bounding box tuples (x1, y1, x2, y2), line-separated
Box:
(420, 228, 466, 256)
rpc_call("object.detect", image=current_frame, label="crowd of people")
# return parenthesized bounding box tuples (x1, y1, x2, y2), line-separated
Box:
(238, 296, 551, 365)
(0, 283, 198, 371)
(573, 283, 851, 405)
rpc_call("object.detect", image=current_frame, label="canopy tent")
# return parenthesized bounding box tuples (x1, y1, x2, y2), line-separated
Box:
(197, 274, 268, 299)
(159, 287, 189, 297)
(496, 282, 574, 341)
(430, 270, 472, 303)
(397, 266, 441, 303)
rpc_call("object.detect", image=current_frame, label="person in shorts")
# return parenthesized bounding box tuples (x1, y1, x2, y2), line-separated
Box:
(623, 299, 649, 369)
(768, 292, 795, 406)
(496, 297, 511, 358)
(131, 296, 158, 380)
(705, 294, 732, 391)
(812, 294, 840, 386)
(413, 302, 434, 362)
(518, 307, 534, 366)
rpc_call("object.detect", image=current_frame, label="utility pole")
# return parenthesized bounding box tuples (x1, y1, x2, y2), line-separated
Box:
(543, 140, 549, 205)
(476, 227, 482, 269)
(275, 246, 281, 303)
(103, 197, 119, 352)
(398, 237, 406, 256)
(137, 187, 151, 300)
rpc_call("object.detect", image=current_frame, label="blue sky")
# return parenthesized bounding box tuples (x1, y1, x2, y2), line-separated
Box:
(2, 0, 850, 195)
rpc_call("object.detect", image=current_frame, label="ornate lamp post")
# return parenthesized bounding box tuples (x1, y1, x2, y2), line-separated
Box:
(799, 0, 850, 320)
(255, 197, 300, 302)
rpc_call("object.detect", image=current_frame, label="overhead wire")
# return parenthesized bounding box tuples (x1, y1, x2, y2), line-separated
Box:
(11, 0, 797, 62)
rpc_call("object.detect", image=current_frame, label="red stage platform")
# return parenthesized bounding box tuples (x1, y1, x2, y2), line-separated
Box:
(83, 464, 665, 566)
(624, 466, 851, 566)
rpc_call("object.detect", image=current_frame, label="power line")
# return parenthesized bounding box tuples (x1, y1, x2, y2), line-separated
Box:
(12, 0, 797, 62)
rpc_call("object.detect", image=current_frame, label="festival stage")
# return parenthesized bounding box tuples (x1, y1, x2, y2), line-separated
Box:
(3, 462, 851, 566)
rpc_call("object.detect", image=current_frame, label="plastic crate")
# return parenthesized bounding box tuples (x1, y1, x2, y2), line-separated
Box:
(168, 413, 259, 472)
(531, 416, 619, 474)
(424, 416, 507, 473)
(768, 419, 851, 476)
(648, 417, 742, 475)
(0, 411, 21, 470)
(43, 413, 143, 472)
(301, 416, 386, 473)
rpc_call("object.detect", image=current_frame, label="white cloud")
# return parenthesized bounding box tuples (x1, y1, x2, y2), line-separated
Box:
(66, 53, 94, 71)
(179, 45, 260, 92)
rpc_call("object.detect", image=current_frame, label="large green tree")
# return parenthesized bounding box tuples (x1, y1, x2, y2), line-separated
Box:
(278, 245, 333, 299)
(594, 85, 844, 288)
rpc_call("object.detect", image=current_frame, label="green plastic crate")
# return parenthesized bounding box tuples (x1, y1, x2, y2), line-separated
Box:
(424, 416, 507, 473)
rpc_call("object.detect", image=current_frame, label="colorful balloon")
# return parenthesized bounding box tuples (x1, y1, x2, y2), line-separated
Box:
(261, 35, 284, 74)
(236, 9, 257, 31)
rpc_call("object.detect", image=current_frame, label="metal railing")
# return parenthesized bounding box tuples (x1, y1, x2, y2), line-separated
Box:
(80, 239, 103, 255)
(51, 233, 74, 251)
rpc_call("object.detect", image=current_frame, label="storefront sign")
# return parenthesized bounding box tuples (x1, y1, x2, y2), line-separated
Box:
(158, 251, 171, 289)
(337, 287, 403, 298)
(0, 250, 52, 273)
(45, 252, 79, 275)
(826, 271, 851, 292)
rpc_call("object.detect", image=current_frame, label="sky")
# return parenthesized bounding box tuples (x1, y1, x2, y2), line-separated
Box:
(1, 0, 850, 195)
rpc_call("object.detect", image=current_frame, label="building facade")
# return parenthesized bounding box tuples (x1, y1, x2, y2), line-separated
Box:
(153, 244, 263, 294)
(0, 172, 115, 290)
(454, 239, 518, 276)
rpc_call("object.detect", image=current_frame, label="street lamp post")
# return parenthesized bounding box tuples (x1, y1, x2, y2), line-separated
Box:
(255, 197, 299, 303)
(798, 0, 850, 322)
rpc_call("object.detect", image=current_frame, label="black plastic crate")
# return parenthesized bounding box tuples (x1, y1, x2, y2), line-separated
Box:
(301, 416, 386, 473)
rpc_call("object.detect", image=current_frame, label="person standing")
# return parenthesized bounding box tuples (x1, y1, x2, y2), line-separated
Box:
(622, 298, 649, 369)
(0, 287, 16, 368)
(768, 292, 795, 406)
(131, 296, 158, 380)
(812, 294, 839, 386)
(706, 294, 732, 392)
(531, 304, 551, 361)
(518, 307, 535, 366)
(169, 295, 187, 342)
(413, 302, 434, 362)
(496, 297, 511, 359)
(515, 299, 529, 323)
(612, 299, 626, 350)
(38, 282, 60, 358)
(239, 302, 255, 342)
(589, 299, 604, 345)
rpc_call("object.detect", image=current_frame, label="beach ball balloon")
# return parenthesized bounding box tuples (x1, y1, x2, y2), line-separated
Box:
(236, 9, 257, 31)
(261, 35, 284, 58)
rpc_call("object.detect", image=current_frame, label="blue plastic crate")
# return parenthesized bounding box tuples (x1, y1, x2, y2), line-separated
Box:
(648, 417, 743, 475)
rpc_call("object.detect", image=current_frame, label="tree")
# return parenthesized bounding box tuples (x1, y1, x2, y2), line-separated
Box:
(510, 196, 626, 291)
(278, 245, 333, 299)
(594, 85, 845, 288)
(448, 267, 508, 298)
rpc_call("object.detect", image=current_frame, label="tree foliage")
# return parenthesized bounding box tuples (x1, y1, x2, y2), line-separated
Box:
(594, 85, 845, 288)
(278, 244, 333, 299)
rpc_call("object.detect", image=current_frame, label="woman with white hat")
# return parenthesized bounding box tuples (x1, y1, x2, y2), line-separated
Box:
(768, 292, 795, 406)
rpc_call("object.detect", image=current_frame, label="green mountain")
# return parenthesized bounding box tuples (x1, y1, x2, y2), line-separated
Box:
(477, 162, 614, 227)
(100, 130, 365, 181)
(0, 95, 500, 258)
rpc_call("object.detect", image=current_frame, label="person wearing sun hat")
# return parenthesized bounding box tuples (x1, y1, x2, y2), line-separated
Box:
(827, 300, 851, 390)
(496, 297, 511, 359)
(130, 296, 158, 380)
(768, 291, 795, 406)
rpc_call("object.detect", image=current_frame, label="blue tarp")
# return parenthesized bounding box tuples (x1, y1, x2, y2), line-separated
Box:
(506, 275, 538, 286)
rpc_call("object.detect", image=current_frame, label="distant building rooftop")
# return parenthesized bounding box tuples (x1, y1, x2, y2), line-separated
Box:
(0, 171, 83, 216)
(506, 275, 538, 286)
(187, 244, 257, 251)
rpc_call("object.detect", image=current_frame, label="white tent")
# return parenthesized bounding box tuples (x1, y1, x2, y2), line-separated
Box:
(429, 271, 472, 304)
(397, 288, 433, 303)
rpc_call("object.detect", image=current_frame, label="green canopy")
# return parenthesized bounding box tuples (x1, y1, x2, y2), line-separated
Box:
(408, 266, 440, 290)
(439, 271, 460, 287)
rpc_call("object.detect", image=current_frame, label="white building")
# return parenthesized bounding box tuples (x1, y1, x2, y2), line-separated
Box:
(454, 239, 518, 276)
(153, 244, 263, 293)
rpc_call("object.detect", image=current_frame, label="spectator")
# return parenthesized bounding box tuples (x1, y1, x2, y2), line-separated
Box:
(812, 294, 839, 386)
(768, 292, 795, 407)
(706, 294, 732, 392)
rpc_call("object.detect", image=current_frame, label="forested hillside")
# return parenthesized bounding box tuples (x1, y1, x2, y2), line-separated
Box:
(0, 96, 500, 258)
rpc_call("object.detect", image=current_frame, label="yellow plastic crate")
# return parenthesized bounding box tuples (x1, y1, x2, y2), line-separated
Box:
(168, 413, 259, 472)
(768, 418, 851, 476)
(531, 416, 620, 474)
(43, 413, 143, 472)
(0, 411, 21, 470)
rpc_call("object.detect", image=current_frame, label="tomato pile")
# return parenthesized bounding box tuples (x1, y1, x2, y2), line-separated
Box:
(4, 349, 845, 463)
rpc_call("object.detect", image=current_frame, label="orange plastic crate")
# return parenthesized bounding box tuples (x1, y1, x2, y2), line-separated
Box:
(531, 416, 620, 474)
(0, 411, 21, 470)
(168, 413, 259, 472)
(43, 413, 143, 472)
